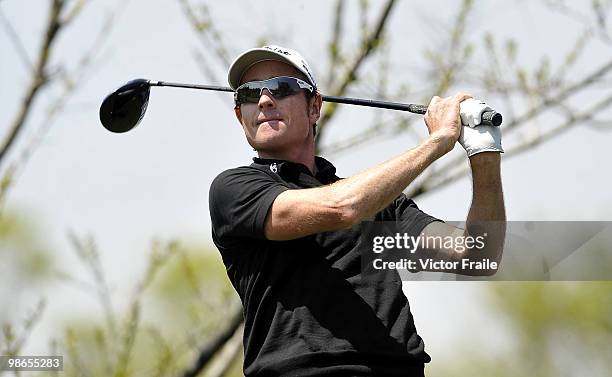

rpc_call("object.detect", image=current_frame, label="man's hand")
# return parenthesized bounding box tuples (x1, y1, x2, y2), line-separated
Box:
(458, 99, 504, 157)
(424, 93, 473, 155)
(459, 125, 503, 157)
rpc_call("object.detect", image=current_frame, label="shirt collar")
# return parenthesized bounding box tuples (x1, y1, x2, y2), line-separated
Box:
(251, 156, 338, 184)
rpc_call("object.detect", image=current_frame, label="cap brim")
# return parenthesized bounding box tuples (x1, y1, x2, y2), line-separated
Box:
(227, 48, 300, 90)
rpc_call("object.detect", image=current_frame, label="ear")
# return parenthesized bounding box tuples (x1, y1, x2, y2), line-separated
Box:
(309, 93, 322, 124)
(234, 105, 242, 124)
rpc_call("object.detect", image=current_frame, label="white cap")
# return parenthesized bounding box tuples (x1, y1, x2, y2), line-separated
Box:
(227, 45, 317, 90)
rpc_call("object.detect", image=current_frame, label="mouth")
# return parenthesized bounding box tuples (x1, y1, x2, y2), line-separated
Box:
(257, 117, 283, 125)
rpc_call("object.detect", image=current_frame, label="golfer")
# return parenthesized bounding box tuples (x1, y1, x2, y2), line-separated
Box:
(209, 45, 505, 376)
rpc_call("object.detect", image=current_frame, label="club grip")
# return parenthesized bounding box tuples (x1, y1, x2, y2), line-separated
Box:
(408, 104, 502, 127)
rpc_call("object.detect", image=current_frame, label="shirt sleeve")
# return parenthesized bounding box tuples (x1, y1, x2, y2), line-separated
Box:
(393, 193, 443, 236)
(209, 167, 289, 243)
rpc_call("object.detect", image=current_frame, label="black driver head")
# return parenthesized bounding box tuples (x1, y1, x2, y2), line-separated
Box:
(99, 79, 151, 133)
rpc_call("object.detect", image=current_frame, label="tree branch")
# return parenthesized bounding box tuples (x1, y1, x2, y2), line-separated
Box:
(316, 0, 397, 147)
(0, 1, 123, 208)
(505, 93, 612, 156)
(67, 232, 117, 340)
(321, 1, 475, 158)
(326, 0, 344, 88)
(504, 58, 612, 132)
(321, 114, 418, 156)
(428, 0, 474, 97)
(0, 6, 34, 72)
(405, 93, 612, 198)
(192, 49, 235, 104)
(61, 0, 87, 26)
(0, 0, 66, 166)
(586, 119, 612, 129)
(179, 306, 243, 377)
(203, 323, 244, 377)
(178, 0, 232, 69)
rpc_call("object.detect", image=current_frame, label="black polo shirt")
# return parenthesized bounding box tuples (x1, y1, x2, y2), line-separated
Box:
(209, 156, 440, 377)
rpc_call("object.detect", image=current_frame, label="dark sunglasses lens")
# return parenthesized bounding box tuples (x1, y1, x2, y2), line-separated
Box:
(236, 86, 260, 104)
(270, 80, 298, 98)
(236, 77, 305, 104)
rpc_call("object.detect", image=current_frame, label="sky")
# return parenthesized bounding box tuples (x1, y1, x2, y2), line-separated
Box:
(1, 0, 611, 367)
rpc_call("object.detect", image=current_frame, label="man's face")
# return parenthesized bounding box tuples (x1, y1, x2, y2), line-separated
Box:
(234, 60, 321, 155)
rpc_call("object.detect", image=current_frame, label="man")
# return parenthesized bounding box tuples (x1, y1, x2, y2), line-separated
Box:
(209, 45, 505, 376)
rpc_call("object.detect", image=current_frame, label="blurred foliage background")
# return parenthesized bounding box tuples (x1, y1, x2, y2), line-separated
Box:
(1, 0, 611, 376)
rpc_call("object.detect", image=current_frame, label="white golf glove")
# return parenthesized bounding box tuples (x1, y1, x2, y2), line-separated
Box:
(458, 99, 503, 157)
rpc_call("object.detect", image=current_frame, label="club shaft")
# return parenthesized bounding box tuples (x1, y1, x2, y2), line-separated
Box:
(322, 95, 427, 114)
(149, 80, 501, 126)
(151, 80, 235, 92)
(321, 95, 501, 127)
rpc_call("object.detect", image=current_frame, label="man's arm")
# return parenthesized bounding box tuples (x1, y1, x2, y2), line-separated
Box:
(466, 152, 505, 224)
(265, 136, 448, 240)
(265, 93, 472, 241)
(420, 147, 506, 275)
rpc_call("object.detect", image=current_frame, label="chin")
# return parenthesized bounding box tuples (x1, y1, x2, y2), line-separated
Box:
(251, 137, 286, 152)
(255, 124, 287, 141)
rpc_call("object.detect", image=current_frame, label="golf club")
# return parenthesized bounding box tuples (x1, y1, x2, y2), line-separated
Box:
(99, 78, 503, 133)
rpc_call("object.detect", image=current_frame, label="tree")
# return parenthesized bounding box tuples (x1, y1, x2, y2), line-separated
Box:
(176, 0, 612, 373)
(0, 0, 119, 207)
(178, 0, 612, 200)
(1, 0, 611, 376)
(429, 282, 612, 377)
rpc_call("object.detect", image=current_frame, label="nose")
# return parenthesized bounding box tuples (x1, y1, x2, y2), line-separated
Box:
(258, 88, 276, 109)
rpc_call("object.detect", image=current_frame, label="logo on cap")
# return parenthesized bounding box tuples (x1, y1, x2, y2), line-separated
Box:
(265, 46, 290, 56)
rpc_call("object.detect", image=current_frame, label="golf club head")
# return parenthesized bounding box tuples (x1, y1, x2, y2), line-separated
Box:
(99, 79, 151, 133)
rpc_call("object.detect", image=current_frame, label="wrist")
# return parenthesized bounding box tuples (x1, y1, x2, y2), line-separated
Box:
(469, 151, 501, 168)
(426, 134, 455, 158)
(470, 152, 501, 187)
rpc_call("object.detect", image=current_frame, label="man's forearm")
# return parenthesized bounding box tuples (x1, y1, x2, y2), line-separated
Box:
(467, 152, 505, 222)
(329, 136, 448, 224)
(464, 152, 506, 264)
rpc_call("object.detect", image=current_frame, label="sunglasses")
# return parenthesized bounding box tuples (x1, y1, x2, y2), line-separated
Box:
(234, 76, 314, 106)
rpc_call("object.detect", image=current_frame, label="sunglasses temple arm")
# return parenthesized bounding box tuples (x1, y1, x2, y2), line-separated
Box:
(321, 95, 502, 127)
